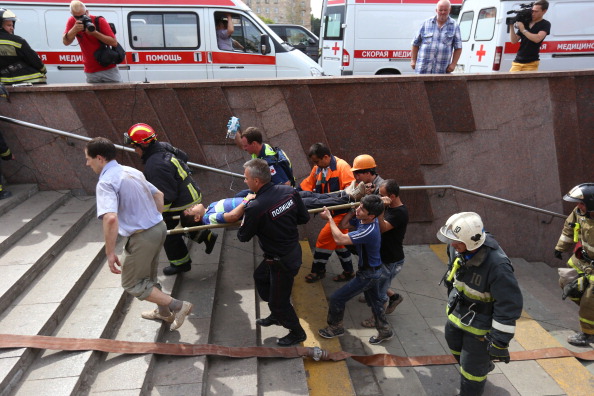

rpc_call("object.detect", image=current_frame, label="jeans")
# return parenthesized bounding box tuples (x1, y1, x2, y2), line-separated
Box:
(377, 259, 404, 304)
(328, 267, 391, 332)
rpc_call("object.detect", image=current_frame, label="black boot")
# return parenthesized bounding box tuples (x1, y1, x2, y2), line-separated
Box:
(256, 315, 280, 327)
(163, 262, 191, 275)
(277, 328, 306, 346)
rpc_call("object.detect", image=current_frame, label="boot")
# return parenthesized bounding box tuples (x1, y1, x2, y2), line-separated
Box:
(277, 328, 306, 346)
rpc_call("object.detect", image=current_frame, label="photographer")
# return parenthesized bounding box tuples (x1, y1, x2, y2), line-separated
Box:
(509, 0, 551, 72)
(63, 1, 121, 83)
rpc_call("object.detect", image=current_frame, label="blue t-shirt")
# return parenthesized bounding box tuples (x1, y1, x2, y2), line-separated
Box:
(349, 217, 382, 269)
(203, 197, 244, 225)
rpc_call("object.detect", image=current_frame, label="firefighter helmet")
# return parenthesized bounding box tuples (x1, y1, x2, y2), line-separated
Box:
(0, 8, 18, 28)
(125, 123, 157, 145)
(351, 154, 377, 172)
(563, 183, 594, 212)
(437, 212, 486, 251)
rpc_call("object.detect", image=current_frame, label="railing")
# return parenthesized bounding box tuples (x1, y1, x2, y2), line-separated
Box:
(0, 115, 565, 221)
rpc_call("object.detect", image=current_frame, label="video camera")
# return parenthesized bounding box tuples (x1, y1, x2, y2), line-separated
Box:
(506, 2, 533, 26)
(76, 15, 96, 32)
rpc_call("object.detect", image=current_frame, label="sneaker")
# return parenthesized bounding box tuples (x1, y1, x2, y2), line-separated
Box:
(361, 316, 376, 328)
(141, 308, 175, 324)
(277, 329, 307, 346)
(344, 181, 366, 201)
(386, 294, 404, 314)
(170, 301, 193, 331)
(163, 262, 191, 276)
(204, 231, 218, 255)
(369, 330, 394, 345)
(0, 190, 12, 200)
(256, 315, 280, 327)
(567, 332, 594, 346)
(318, 325, 345, 339)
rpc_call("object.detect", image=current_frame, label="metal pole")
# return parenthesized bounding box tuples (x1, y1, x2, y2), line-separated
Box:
(0, 115, 244, 179)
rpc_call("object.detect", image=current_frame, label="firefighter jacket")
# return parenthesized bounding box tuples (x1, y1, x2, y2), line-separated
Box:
(444, 234, 523, 347)
(555, 207, 594, 274)
(0, 130, 12, 160)
(238, 182, 310, 264)
(299, 155, 354, 194)
(140, 141, 201, 212)
(0, 30, 46, 84)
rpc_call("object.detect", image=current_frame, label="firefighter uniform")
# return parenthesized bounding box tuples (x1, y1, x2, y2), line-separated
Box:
(141, 141, 202, 269)
(443, 234, 523, 396)
(555, 207, 594, 336)
(0, 129, 14, 198)
(0, 29, 46, 84)
(300, 155, 355, 276)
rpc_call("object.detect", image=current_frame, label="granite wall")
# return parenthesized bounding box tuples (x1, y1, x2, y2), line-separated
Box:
(2, 70, 593, 265)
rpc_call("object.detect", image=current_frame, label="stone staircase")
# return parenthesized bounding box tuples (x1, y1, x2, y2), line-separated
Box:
(0, 184, 593, 396)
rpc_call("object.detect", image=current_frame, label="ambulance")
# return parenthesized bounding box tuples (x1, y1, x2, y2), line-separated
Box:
(457, 0, 594, 73)
(318, 0, 463, 76)
(4, 0, 324, 83)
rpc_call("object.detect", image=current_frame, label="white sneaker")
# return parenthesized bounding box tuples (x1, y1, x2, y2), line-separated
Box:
(141, 308, 175, 323)
(170, 301, 194, 331)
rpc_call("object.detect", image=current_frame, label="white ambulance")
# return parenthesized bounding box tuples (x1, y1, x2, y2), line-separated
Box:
(318, 0, 463, 76)
(457, 0, 594, 73)
(4, 0, 324, 83)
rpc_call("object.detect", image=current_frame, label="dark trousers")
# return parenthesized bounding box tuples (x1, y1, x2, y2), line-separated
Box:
(253, 245, 302, 330)
(164, 212, 191, 267)
(445, 320, 491, 396)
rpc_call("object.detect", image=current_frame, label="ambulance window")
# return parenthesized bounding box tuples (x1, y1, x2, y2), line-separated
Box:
(129, 12, 199, 49)
(475, 8, 496, 41)
(229, 16, 262, 53)
(323, 6, 344, 40)
(459, 11, 474, 42)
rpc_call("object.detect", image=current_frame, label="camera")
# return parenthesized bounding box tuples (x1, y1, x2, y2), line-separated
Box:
(506, 2, 533, 26)
(78, 15, 96, 32)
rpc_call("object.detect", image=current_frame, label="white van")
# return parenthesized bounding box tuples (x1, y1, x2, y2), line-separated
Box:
(4, 0, 324, 83)
(458, 0, 594, 73)
(318, 0, 463, 76)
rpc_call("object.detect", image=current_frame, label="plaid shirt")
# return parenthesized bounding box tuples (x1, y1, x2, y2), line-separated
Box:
(412, 16, 462, 74)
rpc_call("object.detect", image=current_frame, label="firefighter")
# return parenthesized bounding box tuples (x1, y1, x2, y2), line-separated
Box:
(555, 183, 594, 346)
(438, 212, 523, 396)
(0, 129, 15, 199)
(124, 123, 216, 275)
(0, 8, 47, 84)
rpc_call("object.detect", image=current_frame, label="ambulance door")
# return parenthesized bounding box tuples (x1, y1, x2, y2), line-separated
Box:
(206, 11, 277, 79)
(319, 3, 345, 76)
(459, 6, 499, 73)
(125, 9, 208, 82)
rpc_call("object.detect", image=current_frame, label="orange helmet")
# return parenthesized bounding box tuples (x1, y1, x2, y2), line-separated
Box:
(124, 123, 157, 145)
(351, 154, 376, 172)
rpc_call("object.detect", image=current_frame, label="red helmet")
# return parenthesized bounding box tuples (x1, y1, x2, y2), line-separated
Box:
(125, 123, 157, 145)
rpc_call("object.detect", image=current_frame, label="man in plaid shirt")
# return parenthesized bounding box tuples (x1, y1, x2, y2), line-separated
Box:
(411, 0, 462, 74)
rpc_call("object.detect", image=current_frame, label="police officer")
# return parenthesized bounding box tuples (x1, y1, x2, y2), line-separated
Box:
(438, 212, 523, 396)
(555, 183, 594, 346)
(0, 8, 47, 84)
(238, 158, 310, 346)
(125, 123, 217, 275)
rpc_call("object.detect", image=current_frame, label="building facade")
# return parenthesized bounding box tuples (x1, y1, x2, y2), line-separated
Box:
(245, 0, 312, 30)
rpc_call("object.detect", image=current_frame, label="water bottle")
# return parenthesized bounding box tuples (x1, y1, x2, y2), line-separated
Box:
(226, 116, 240, 139)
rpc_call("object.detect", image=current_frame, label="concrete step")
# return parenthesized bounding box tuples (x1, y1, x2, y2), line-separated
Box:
(0, 190, 71, 257)
(0, 184, 38, 218)
(0, 195, 96, 314)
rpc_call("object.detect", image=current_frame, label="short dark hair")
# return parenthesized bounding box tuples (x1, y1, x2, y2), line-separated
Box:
(534, 0, 549, 10)
(243, 127, 263, 144)
(360, 195, 384, 217)
(86, 137, 116, 161)
(353, 168, 377, 176)
(381, 179, 400, 197)
(308, 142, 331, 159)
(180, 212, 198, 228)
(244, 158, 271, 184)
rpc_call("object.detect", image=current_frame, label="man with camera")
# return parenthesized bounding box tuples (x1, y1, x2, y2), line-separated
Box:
(509, 0, 551, 72)
(63, 1, 121, 83)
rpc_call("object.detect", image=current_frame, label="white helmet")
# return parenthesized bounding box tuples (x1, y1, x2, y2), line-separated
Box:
(437, 212, 486, 251)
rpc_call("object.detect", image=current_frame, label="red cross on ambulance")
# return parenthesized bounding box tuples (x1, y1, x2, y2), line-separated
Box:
(476, 44, 486, 62)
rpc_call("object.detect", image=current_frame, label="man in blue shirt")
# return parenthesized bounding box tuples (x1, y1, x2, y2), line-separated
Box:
(411, 0, 462, 74)
(317, 195, 394, 345)
(85, 137, 192, 331)
(181, 194, 255, 226)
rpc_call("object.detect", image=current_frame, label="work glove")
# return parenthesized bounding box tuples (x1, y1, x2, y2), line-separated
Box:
(486, 334, 510, 364)
(554, 250, 563, 260)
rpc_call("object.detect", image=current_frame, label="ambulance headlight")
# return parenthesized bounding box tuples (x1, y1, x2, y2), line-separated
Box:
(310, 67, 324, 77)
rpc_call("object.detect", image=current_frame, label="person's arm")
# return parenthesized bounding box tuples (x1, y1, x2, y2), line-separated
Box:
(522, 29, 547, 44)
(338, 209, 355, 230)
(411, 45, 419, 70)
(63, 19, 83, 45)
(446, 48, 462, 73)
(237, 201, 259, 242)
(321, 207, 353, 245)
(226, 14, 234, 36)
(509, 23, 520, 44)
(234, 128, 244, 149)
(223, 194, 254, 223)
(377, 208, 395, 234)
(102, 212, 122, 274)
(153, 190, 164, 213)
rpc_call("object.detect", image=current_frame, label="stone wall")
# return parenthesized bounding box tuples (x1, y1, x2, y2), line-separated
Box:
(2, 70, 593, 265)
